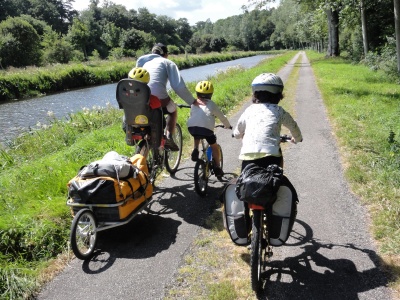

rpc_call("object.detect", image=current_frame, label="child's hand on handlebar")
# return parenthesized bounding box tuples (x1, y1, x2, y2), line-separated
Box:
(290, 137, 303, 144)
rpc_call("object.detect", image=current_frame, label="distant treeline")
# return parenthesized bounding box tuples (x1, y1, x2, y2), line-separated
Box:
(0, 0, 397, 75)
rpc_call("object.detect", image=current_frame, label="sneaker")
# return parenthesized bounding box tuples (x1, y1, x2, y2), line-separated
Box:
(164, 137, 179, 151)
(191, 148, 199, 161)
(214, 166, 224, 178)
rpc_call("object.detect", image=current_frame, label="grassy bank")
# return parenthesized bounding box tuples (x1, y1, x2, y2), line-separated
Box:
(0, 51, 276, 102)
(0, 51, 294, 299)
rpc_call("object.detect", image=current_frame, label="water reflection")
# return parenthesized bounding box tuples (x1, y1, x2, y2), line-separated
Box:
(0, 55, 270, 144)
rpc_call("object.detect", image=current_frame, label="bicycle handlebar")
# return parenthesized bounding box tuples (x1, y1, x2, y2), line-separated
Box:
(231, 133, 294, 141)
(215, 124, 232, 129)
(280, 135, 292, 142)
(177, 104, 191, 108)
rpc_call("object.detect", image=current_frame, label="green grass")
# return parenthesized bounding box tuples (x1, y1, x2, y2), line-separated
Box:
(0, 51, 295, 299)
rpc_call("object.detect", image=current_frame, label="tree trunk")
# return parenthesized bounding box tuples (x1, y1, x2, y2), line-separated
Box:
(394, 0, 400, 72)
(360, 0, 369, 57)
(326, 7, 340, 57)
(326, 8, 332, 56)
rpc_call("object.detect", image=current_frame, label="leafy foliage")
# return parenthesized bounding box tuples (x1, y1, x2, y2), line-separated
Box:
(0, 17, 42, 67)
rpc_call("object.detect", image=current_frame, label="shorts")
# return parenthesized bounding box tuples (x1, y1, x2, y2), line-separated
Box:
(188, 126, 217, 145)
(160, 97, 177, 114)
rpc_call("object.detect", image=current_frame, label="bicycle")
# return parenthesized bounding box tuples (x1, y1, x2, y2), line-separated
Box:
(248, 135, 297, 292)
(193, 125, 228, 196)
(133, 119, 182, 184)
(177, 104, 230, 196)
(116, 78, 183, 184)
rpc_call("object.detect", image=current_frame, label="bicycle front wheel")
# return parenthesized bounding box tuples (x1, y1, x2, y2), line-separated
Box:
(194, 159, 208, 197)
(250, 209, 264, 292)
(165, 123, 183, 174)
(70, 209, 97, 260)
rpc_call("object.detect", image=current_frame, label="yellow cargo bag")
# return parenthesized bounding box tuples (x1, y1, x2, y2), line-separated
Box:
(68, 154, 153, 221)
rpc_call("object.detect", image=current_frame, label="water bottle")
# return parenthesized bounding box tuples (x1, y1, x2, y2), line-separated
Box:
(206, 146, 213, 161)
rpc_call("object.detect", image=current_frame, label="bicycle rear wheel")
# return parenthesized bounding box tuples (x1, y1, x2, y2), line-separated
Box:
(165, 123, 183, 174)
(136, 140, 158, 183)
(250, 209, 263, 292)
(194, 159, 208, 197)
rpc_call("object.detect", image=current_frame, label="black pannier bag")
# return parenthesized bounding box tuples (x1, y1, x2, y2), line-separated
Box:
(220, 178, 251, 246)
(268, 176, 298, 246)
(235, 163, 283, 207)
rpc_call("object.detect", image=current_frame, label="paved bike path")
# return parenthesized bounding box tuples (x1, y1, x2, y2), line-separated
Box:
(258, 52, 392, 299)
(37, 52, 392, 299)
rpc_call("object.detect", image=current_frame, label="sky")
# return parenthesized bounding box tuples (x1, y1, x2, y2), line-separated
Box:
(71, 0, 279, 26)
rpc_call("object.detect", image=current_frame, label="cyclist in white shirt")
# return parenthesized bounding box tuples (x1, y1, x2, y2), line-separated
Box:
(233, 73, 302, 171)
(136, 43, 200, 151)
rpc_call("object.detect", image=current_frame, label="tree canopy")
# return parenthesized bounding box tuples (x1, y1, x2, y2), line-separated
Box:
(0, 0, 397, 73)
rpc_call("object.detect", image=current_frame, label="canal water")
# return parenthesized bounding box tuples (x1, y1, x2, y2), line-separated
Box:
(0, 55, 270, 144)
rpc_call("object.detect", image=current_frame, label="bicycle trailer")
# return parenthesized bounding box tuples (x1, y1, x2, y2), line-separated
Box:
(67, 152, 153, 222)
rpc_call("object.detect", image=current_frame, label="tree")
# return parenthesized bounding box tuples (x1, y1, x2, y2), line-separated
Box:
(0, 16, 42, 67)
(154, 15, 177, 44)
(394, 0, 400, 72)
(119, 28, 147, 55)
(136, 8, 159, 35)
(360, 0, 368, 56)
(100, 22, 121, 49)
(101, 1, 131, 30)
(326, 4, 340, 56)
(66, 18, 90, 59)
(42, 29, 73, 63)
(176, 18, 192, 44)
(210, 36, 227, 52)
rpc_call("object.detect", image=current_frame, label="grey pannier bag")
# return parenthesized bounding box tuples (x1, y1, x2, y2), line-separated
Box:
(220, 178, 251, 246)
(267, 176, 298, 246)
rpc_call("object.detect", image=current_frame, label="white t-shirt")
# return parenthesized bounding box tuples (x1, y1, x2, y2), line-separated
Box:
(187, 98, 231, 131)
(136, 54, 194, 105)
(233, 103, 302, 158)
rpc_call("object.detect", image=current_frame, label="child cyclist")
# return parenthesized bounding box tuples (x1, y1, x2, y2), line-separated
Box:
(233, 73, 302, 171)
(187, 80, 232, 178)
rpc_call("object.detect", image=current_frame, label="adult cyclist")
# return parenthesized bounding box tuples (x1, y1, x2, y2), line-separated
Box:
(136, 43, 200, 151)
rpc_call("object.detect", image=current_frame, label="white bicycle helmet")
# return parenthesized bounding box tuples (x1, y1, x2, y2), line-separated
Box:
(251, 73, 284, 94)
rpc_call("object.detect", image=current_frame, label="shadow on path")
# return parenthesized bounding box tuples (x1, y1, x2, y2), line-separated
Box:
(247, 220, 390, 299)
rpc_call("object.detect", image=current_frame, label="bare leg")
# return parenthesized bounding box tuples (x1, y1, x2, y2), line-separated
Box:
(210, 143, 221, 167)
(194, 139, 200, 149)
(165, 110, 177, 138)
